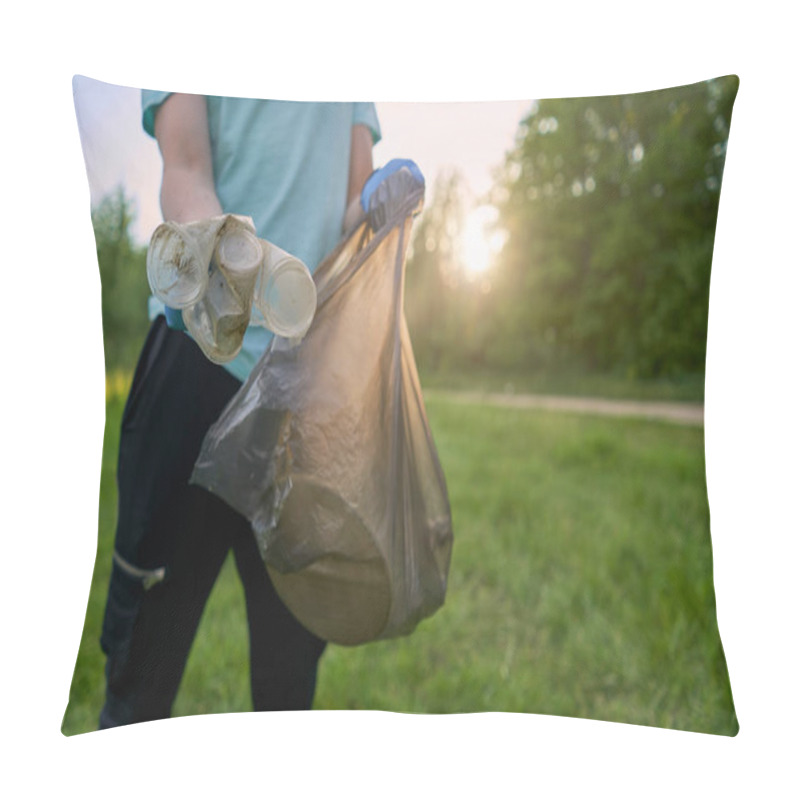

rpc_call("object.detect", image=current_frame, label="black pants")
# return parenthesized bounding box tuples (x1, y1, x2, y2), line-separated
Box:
(99, 317, 326, 728)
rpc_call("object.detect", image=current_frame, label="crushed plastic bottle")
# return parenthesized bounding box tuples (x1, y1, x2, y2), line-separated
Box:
(146, 214, 317, 362)
(183, 223, 263, 363)
(146, 218, 221, 309)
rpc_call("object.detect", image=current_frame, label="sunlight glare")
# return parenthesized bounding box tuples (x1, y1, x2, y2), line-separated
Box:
(461, 205, 506, 277)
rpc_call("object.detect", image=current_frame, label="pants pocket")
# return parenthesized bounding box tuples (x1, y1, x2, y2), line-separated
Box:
(100, 555, 163, 657)
(112, 550, 166, 590)
(120, 318, 168, 433)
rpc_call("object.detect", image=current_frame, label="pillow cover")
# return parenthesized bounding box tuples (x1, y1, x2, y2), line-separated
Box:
(63, 74, 738, 736)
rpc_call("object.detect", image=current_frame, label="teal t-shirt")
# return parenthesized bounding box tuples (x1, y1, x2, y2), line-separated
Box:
(141, 91, 381, 381)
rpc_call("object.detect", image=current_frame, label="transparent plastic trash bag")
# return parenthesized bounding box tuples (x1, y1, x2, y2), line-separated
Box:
(191, 168, 454, 645)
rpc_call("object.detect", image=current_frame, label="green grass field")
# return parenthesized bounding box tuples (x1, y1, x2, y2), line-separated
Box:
(61, 384, 737, 736)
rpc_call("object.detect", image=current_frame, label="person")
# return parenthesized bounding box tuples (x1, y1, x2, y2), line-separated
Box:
(98, 91, 381, 728)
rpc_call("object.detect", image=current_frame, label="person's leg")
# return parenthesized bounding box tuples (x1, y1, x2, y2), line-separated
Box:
(100, 486, 231, 727)
(230, 525, 327, 711)
(99, 318, 244, 728)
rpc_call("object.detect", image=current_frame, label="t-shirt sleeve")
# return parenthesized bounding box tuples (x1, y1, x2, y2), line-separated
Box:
(141, 90, 174, 138)
(353, 102, 381, 145)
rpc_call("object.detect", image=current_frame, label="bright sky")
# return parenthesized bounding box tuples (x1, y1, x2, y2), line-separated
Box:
(72, 76, 532, 246)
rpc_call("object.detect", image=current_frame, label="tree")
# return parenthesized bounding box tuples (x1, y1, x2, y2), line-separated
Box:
(91, 187, 151, 372)
(404, 169, 467, 372)
(493, 76, 738, 378)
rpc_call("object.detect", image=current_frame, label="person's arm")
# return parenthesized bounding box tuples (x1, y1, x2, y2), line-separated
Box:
(342, 123, 375, 232)
(153, 93, 223, 223)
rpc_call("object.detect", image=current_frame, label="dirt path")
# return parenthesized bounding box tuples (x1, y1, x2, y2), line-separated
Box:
(425, 389, 704, 426)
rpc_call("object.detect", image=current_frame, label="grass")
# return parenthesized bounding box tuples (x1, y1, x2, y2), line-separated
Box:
(61, 377, 736, 736)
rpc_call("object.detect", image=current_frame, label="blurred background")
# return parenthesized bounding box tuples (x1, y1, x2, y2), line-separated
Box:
(407, 79, 736, 397)
(80, 77, 734, 398)
(64, 76, 738, 736)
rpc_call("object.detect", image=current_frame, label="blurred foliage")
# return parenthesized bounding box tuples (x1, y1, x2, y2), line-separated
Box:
(92, 187, 151, 373)
(405, 76, 739, 382)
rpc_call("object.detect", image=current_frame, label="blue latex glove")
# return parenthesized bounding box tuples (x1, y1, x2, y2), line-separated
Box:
(361, 158, 424, 212)
(165, 305, 187, 331)
(360, 159, 425, 231)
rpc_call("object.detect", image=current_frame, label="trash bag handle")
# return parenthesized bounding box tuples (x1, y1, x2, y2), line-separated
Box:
(314, 180, 424, 309)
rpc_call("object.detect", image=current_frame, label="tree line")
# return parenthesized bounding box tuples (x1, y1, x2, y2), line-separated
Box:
(91, 187, 151, 373)
(404, 76, 738, 381)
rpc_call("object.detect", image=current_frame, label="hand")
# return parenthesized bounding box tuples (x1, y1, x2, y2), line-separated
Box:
(360, 159, 424, 213)
(360, 159, 425, 231)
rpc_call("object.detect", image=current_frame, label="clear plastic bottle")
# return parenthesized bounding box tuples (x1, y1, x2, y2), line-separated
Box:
(146, 219, 219, 309)
(183, 225, 263, 363)
(253, 240, 318, 340)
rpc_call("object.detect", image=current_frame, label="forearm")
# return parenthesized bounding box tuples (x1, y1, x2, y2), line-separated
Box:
(160, 164, 223, 224)
(343, 124, 375, 231)
(154, 93, 222, 225)
(347, 125, 374, 205)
